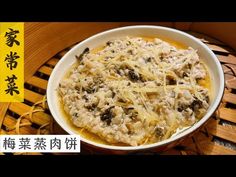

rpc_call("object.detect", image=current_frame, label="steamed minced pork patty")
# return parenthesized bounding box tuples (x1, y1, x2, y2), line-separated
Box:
(58, 37, 210, 146)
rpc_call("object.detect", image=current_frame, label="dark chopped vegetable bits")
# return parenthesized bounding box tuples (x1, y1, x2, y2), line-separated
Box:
(75, 86, 80, 91)
(187, 63, 192, 69)
(73, 113, 78, 117)
(166, 76, 176, 85)
(159, 53, 165, 60)
(85, 104, 96, 111)
(170, 80, 176, 85)
(178, 107, 183, 112)
(182, 72, 188, 77)
(75, 47, 90, 61)
(190, 98, 203, 111)
(177, 97, 204, 113)
(146, 57, 153, 62)
(86, 89, 95, 94)
(177, 105, 187, 112)
(177, 104, 188, 112)
(128, 69, 140, 81)
(127, 50, 133, 55)
(155, 127, 164, 137)
(100, 106, 115, 125)
(123, 107, 135, 114)
(82, 87, 95, 94)
(106, 41, 113, 46)
(117, 97, 126, 103)
(169, 79, 176, 85)
(112, 91, 116, 98)
(94, 77, 103, 86)
(205, 95, 210, 103)
(82, 95, 89, 101)
(115, 68, 121, 75)
(83, 47, 89, 53)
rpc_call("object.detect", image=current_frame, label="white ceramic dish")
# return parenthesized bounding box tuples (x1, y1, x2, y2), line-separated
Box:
(47, 25, 224, 151)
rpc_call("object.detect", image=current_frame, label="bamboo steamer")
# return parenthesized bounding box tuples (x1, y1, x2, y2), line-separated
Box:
(1, 22, 236, 155)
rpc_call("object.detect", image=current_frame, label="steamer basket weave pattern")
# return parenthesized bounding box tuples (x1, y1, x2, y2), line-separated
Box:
(0, 31, 236, 155)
